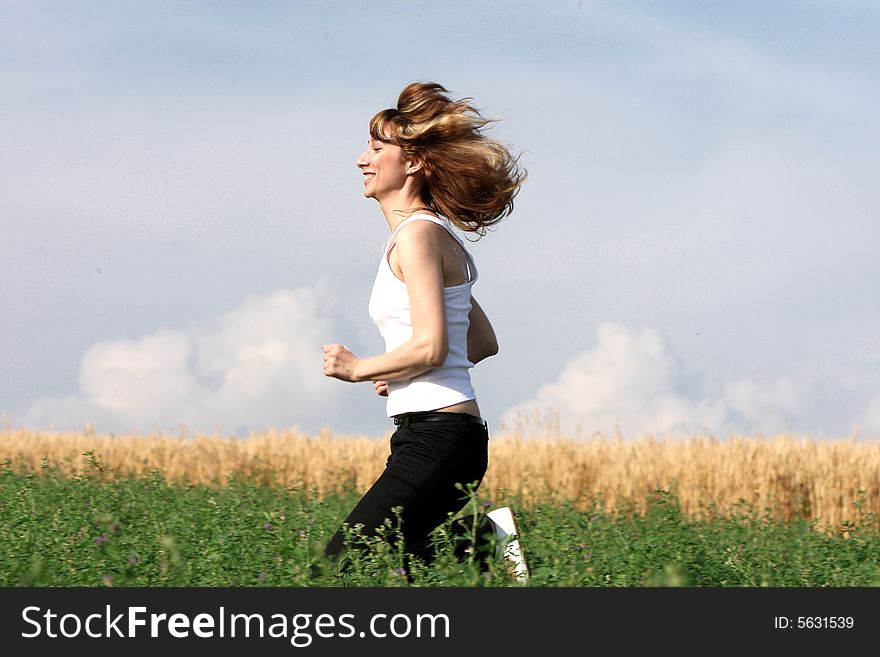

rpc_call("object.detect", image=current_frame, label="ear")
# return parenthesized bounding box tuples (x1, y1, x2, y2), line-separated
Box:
(405, 157, 424, 175)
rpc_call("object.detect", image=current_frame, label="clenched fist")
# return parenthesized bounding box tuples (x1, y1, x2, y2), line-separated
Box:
(322, 344, 360, 382)
(373, 380, 389, 396)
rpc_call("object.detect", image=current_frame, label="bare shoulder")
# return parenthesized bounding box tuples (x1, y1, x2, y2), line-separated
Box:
(392, 219, 445, 254)
(389, 220, 446, 283)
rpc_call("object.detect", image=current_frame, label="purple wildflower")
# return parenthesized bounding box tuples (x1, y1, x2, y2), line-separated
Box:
(392, 567, 407, 577)
(94, 535, 108, 545)
(263, 522, 273, 531)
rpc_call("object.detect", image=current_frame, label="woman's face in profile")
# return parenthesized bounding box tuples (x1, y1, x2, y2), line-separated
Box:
(356, 138, 409, 199)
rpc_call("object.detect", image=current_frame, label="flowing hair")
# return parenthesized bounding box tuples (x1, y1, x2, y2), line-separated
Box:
(369, 81, 527, 236)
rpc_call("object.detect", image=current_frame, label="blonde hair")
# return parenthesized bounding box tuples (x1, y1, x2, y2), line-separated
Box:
(369, 81, 526, 236)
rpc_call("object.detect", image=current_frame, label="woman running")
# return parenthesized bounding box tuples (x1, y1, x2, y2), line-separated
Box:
(321, 81, 527, 581)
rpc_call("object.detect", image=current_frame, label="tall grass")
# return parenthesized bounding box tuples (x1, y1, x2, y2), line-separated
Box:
(2, 428, 878, 532)
(3, 467, 880, 587)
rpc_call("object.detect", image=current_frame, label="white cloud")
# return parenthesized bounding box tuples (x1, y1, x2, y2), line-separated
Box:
(500, 322, 865, 439)
(16, 286, 343, 435)
(721, 377, 811, 429)
(856, 393, 880, 436)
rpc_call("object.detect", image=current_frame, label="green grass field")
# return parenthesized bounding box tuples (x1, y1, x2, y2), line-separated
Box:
(3, 461, 880, 587)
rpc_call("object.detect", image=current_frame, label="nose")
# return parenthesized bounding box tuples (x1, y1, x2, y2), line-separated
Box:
(356, 148, 369, 169)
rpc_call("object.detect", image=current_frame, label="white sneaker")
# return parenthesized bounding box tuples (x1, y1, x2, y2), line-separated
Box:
(486, 506, 529, 584)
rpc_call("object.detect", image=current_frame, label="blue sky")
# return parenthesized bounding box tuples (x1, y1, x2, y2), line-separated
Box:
(2, 1, 879, 438)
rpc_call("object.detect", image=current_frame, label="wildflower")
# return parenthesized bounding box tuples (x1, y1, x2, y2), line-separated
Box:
(298, 530, 307, 539)
(392, 567, 407, 577)
(128, 555, 138, 565)
(94, 535, 108, 546)
(263, 522, 273, 531)
(279, 511, 287, 520)
(482, 500, 492, 508)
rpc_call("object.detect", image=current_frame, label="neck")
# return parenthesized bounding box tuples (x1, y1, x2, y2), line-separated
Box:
(377, 189, 432, 232)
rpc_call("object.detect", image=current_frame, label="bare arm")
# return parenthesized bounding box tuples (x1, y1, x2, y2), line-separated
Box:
(366, 296, 497, 397)
(323, 222, 449, 383)
(467, 295, 498, 365)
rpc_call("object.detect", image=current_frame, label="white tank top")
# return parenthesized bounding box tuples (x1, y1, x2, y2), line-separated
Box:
(368, 214, 477, 417)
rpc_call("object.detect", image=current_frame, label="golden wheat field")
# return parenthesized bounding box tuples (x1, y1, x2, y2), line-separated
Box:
(2, 428, 879, 532)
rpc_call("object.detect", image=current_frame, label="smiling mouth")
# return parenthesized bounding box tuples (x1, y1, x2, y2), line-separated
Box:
(363, 173, 375, 184)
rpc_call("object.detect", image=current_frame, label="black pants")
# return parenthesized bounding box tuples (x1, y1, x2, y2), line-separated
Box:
(322, 412, 493, 571)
